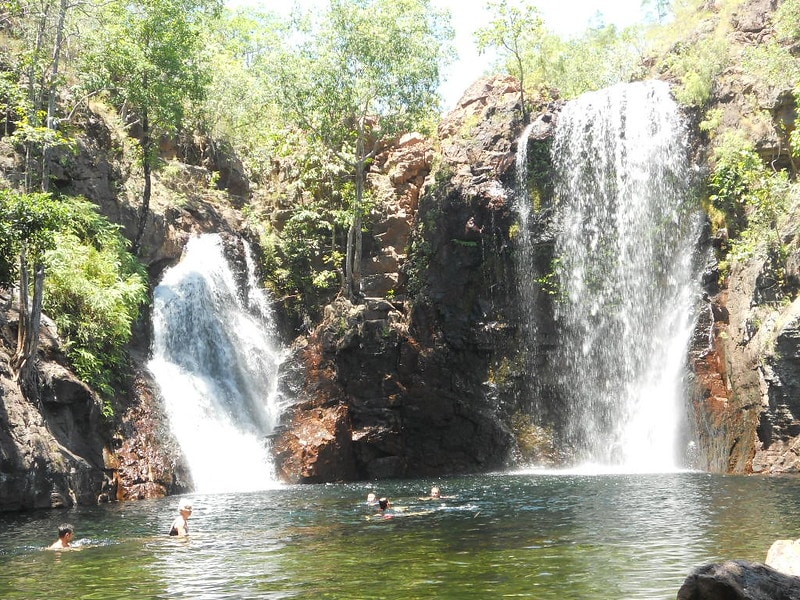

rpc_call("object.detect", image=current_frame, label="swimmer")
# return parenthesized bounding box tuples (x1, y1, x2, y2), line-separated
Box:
(169, 500, 193, 536)
(419, 486, 453, 500)
(376, 497, 394, 519)
(48, 523, 74, 549)
(366, 492, 377, 505)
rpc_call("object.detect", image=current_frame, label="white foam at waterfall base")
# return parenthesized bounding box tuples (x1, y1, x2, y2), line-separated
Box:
(149, 234, 284, 493)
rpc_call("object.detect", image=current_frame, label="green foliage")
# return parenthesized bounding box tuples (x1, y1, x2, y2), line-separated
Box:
(81, 0, 222, 155)
(0, 188, 66, 285)
(475, 0, 544, 116)
(699, 108, 724, 134)
(774, 0, 800, 41)
(707, 133, 760, 237)
(270, 0, 454, 298)
(259, 191, 351, 322)
(708, 133, 792, 267)
(44, 198, 148, 403)
(477, 1, 646, 102)
(197, 8, 289, 181)
(742, 20, 800, 96)
(668, 36, 728, 107)
(274, 0, 453, 150)
(0, 70, 26, 136)
(535, 258, 562, 297)
(545, 24, 646, 99)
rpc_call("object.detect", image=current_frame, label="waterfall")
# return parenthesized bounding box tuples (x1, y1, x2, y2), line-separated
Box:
(148, 233, 285, 492)
(516, 122, 536, 237)
(543, 80, 702, 471)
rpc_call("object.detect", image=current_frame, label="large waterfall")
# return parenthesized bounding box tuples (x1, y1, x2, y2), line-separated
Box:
(527, 81, 703, 471)
(149, 234, 284, 492)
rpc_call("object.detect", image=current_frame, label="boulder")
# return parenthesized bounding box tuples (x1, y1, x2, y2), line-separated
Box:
(767, 539, 800, 577)
(677, 560, 800, 600)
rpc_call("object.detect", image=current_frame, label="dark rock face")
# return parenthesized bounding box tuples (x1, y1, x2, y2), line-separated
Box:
(683, 0, 800, 475)
(678, 560, 800, 600)
(111, 369, 193, 501)
(0, 300, 112, 510)
(274, 76, 549, 481)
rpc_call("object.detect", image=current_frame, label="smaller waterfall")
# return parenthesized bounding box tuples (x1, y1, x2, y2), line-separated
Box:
(514, 121, 545, 414)
(149, 234, 284, 493)
(515, 122, 536, 236)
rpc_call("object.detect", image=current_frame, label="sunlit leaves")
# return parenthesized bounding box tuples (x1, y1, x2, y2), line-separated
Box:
(0, 189, 66, 285)
(81, 0, 221, 137)
(44, 198, 148, 400)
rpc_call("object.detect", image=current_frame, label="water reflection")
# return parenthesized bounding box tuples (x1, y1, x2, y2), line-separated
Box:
(1, 473, 798, 599)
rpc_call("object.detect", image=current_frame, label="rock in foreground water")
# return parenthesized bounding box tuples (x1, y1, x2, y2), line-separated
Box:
(677, 560, 800, 600)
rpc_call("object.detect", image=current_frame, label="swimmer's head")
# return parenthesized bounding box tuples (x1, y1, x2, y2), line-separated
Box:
(378, 498, 389, 510)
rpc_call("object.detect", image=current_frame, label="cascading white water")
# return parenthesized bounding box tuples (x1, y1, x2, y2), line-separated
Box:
(148, 233, 285, 492)
(516, 122, 536, 238)
(548, 80, 702, 471)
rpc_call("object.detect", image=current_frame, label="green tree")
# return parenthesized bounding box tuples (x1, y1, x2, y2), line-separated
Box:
(197, 8, 287, 181)
(475, 0, 547, 121)
(0, 189, 67, 391)
(80, 0, 221, 252)
(272, 0, 453, 301)
(547, 24, 645, 99)
(44, 199, 148, 406)
(4, 0, 79, 192)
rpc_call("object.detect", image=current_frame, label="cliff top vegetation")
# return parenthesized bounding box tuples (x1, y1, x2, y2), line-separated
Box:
(0, 0, 799, 407)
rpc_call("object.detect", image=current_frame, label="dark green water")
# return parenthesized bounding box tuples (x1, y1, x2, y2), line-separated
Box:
(1, 471, 798, 599)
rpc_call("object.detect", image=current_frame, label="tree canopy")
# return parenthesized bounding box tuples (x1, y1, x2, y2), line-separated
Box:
(270, 0, 454, 299)
(80, 0, 221, 250)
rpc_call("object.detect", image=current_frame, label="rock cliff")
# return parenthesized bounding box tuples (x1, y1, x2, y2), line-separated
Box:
(2, 0, 800, 509)
(273, 76, 541, 481)
(685, 0, 800, 474)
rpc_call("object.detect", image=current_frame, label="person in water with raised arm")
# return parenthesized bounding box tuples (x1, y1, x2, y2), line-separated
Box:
(48, 523, 74, 549)
(169, 500, 193, 536)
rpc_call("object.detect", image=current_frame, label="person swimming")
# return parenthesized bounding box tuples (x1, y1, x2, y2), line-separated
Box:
(169, 500, 193, 536)
(47, 523, 74, 550)
(420, 486, 453, 500)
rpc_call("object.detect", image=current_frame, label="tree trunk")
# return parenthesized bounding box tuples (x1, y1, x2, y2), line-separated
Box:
(344, 216, 355, 299)
(12, 247, 45, 393)
(41, 0, 69, 193)
(343, 133, 366, 302)
(13, 247, 30, 371)
(133, 108, 152, 254)
(24, 2, 49, 192)
(516, 51, 527, 123)
(352, 156, 364, 299)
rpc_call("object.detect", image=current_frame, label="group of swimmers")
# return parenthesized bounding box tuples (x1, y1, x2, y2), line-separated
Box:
(47, 487, 451, 547)
(366, 486, 453, 519)
(46, 499, 194, 550)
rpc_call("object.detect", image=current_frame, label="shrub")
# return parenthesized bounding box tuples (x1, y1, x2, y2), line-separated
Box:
(44, 199, 148, 409)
